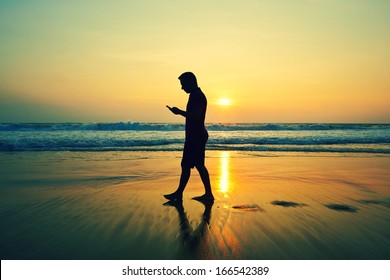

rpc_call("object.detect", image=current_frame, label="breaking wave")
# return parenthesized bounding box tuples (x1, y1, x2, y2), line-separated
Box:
(1, 123, 389, 153)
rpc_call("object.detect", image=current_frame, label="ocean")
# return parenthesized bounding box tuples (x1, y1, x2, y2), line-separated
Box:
(1, 122, 389, 154)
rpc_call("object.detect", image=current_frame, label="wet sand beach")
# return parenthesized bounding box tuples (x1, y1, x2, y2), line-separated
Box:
(0, 151, 389, 259)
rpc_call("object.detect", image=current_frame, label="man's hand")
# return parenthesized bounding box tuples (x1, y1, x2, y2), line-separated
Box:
(166, 105, 182, 115)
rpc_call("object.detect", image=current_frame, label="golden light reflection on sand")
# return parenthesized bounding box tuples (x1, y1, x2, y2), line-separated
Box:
(218, 151, 230, 195)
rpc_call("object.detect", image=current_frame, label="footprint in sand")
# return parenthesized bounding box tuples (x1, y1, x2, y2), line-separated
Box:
(271, 200, 307, 208)
(357, 199, 390, 208)
(231, 204, 264, 212)
(325, 204, 359, 213)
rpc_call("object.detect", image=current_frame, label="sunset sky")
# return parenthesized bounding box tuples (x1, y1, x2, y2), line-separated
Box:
(1, 0, 389, 123)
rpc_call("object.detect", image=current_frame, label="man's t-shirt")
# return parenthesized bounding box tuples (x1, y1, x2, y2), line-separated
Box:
(185, 88, 208, 141)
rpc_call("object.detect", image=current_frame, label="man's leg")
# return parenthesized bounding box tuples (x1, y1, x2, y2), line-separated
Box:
(164, 165, 191, 200)
(194, 164, 214, 201)
(177, 165, 191, 193)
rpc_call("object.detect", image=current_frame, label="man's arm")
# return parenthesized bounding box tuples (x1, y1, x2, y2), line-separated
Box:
(166, 105, 186, 117)
(166, 105, 201, 120)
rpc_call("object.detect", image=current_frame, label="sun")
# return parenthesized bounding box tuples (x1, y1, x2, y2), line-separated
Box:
(218, 98, 231, 107)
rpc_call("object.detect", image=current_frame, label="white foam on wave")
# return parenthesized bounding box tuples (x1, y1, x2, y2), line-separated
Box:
(1, 123, 389, 153)
(1, 122, 389, 131)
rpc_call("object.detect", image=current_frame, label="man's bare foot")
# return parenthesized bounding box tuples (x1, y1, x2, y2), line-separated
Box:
(163, 192, 182, 201)
(192, 194, 214, 202)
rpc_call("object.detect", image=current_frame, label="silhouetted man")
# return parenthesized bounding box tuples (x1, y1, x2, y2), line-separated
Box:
(165, 72, 214, 201)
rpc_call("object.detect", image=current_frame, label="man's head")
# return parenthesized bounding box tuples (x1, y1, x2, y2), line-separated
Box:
(178, 72, 198, 93)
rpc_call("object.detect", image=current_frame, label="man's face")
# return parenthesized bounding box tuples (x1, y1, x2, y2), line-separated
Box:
(180, 80, 192, 94)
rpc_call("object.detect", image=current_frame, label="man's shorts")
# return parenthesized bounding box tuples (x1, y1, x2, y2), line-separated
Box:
(181, 134, 208, 168)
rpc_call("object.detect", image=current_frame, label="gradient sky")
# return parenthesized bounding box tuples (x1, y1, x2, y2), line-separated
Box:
(1, 0, 389, 123)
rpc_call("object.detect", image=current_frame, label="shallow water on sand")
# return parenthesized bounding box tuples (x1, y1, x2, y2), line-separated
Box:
(1, 151, 389, 259)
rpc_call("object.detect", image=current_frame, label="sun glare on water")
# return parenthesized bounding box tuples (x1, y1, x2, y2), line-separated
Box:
(218, 98, 231, 106)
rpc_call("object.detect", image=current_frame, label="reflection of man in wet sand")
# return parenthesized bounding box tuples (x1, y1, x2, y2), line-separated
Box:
(165, 72, 214, 201)
(164, 200, 213, 258)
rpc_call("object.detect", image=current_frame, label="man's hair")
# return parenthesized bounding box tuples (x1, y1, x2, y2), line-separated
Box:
(178, 72, 198, 87)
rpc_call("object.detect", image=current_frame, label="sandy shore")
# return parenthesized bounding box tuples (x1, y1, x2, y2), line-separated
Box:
(0, 151, 389, 259)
